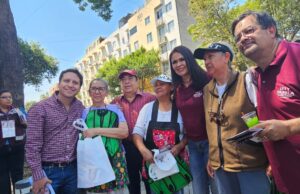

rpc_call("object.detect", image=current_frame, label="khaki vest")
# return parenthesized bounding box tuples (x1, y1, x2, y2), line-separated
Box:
(203, 71, 268, 172)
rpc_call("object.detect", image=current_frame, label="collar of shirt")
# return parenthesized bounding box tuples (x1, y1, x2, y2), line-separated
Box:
(255, 40, 287, 73)
(52, 91, 79, 106)
(120, 91, 144, 102)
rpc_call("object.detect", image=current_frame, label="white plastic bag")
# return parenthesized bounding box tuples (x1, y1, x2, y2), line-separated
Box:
(148, 149, 179, 181)
(77, 134, 115, 188)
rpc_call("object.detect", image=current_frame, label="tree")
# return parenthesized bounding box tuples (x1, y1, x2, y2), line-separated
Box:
(97, 47, 161, 96)
(188, 0, 300, 70)
(259, 0, 300, 40)
(0, 0, 113, 107)
(25, 100, 37, 111)
(73, 0, 112, 21)
(19, 39, 59, 87)
(0, 0, 24, 107)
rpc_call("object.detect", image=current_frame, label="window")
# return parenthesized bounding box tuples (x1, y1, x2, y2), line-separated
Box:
(162, 62, 169, 73)
(134, 41, 139, 50)
(158, 26, 165, 37)
(122, 38, 125, 44)
(129, 26, 137, 36)
(94, 53, 99, 61)
(167, 20, 175, 32)
(145, 16, 150, 25)
(161, 44, 168, 53)
(156, 8, 163, 19)
(165, 2, 172, 12)
(123, 49, 128, 56)
(147, 33, 153, 43)
(169, 39, 177, 50)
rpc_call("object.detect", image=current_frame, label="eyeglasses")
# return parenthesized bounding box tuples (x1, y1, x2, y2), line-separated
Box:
(234, 26, 258, 43)
(89, 87, 107, 93)
(0, 96, 12, 100)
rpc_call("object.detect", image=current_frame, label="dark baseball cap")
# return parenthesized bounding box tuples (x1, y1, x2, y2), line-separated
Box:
(194, 42, 234, 61)
(118, 69, 137, 79)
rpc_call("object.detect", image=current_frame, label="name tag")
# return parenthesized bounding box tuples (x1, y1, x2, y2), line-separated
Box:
(1, 120, 16, 138)
(16, 135, 25, 141)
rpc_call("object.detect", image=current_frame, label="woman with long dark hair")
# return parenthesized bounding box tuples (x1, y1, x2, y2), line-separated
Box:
(169, 46, 216, 194)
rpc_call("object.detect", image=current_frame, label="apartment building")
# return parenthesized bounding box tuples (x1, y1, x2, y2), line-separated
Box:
(76, 0, 199, 106)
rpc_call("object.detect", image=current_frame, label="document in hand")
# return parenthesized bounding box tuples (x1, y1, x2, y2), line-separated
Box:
(226, 128, 263, 143)
(148, 149, 179, 181)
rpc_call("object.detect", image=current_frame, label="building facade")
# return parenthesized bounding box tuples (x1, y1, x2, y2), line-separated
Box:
(76, 0, 199, 106)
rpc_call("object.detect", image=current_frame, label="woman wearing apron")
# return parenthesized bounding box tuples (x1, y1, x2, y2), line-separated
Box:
(133, 74, 192, 194)
(82, 78, 130, 194)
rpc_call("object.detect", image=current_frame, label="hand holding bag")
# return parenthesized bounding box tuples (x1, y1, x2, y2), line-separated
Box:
(77, 134, 115, 188)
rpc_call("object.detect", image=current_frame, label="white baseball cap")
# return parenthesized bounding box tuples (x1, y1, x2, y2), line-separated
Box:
(151, 74, 172, 86)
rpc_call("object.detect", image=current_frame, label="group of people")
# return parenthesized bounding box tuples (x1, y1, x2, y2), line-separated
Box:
(1, 10, 300, 194)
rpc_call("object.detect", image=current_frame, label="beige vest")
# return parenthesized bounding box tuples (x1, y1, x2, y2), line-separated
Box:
(203, 71, 268, 172)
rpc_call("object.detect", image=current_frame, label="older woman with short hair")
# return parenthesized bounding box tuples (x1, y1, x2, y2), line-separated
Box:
(82, 78, 129, 194)
(195, 42, 270, 194)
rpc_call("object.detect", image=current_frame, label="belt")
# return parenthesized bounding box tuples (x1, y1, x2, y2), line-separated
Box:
(42, 160, 76, 167)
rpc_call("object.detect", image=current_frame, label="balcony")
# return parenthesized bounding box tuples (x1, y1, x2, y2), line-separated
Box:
(160, 52, 169, 62)
(159, 36, 168, 44)
(156, 18, 165, 27)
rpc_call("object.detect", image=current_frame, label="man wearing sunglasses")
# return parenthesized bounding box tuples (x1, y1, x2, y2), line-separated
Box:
(232, 11, 300, 194)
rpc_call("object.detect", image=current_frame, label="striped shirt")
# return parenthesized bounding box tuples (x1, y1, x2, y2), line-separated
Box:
(111, 92, 155, 140)
(25, 93, 84, 181)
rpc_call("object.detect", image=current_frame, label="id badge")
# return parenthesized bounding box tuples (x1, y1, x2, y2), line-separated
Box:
(1, 120, 16, 138)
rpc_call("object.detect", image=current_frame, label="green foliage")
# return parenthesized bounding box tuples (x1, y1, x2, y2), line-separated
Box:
(259, 0, 300, 40)
(73, 0, 112, 21)
(40, 92, 50, 100)
(25, 100, 36, 111)
(188, 0, 300, 70)
(19, 39, 59, 87)
(97, 47, 161, 96)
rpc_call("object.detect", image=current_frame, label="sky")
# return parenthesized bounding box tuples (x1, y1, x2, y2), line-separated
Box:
(10, 0, 145, 103)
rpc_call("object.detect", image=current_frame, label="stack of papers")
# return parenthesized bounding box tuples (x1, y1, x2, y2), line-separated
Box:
(226, 128, 263, 143)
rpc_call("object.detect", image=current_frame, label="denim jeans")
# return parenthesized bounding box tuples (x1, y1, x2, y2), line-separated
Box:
(43, 162, 77, 194)
(188, 139, 218, 194)
(214, 168, 270, 194)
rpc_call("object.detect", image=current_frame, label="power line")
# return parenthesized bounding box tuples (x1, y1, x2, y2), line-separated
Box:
(20, 0, 48, 25)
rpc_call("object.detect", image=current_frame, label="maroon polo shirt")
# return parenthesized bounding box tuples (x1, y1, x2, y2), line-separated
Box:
(175, 84, 208, 141)
(254, 40, 300, 194)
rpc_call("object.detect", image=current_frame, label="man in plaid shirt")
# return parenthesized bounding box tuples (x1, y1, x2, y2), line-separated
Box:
(26, 68, 85, 194)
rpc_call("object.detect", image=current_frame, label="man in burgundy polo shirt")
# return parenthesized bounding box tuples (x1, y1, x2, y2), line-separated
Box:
(111, 69, 155, 194)
(232, 11, 300, 194)
(26, 69, 85, 194)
